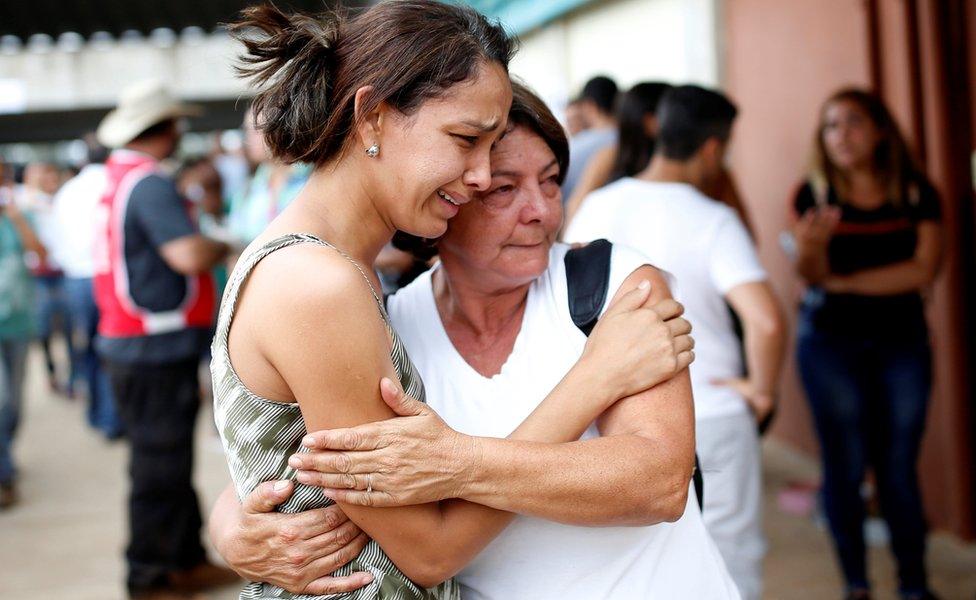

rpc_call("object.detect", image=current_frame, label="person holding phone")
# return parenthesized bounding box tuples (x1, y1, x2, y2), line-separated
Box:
(792, 88, 943, 600)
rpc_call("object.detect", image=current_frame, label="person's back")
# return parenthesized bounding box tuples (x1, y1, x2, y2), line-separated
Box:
(564, 85, 784, 600)
(562, 76, 618, 199)
(566, 178, 759, 418)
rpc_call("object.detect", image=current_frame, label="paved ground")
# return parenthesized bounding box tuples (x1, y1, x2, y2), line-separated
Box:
(2, 349, 975, 599)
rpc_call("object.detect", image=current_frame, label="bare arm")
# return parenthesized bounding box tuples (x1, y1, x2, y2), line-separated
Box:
(793, 207, 840, 285)
(721, 280, 787, 422)
(159, 233, 229, 276)
(823, 221, 942, 296)
(295, 268, 695, 524)
(436, 265, 694, 525)
(209, 481, 373, 595)
(261, 249, 669, 587)
(2, 202, 47, 261)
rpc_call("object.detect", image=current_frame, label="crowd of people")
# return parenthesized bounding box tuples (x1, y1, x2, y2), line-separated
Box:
(0, 1, 946, 600)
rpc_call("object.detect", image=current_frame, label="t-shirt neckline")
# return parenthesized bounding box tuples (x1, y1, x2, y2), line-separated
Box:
(423, 265, 533, 383)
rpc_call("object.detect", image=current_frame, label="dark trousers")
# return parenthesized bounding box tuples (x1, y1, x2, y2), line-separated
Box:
(797, 312, 931, 596)
(64, 277, 123, 437)
(105, 359, 206, 592)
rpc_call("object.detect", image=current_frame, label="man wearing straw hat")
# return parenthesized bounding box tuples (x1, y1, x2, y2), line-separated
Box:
(95, 79, 236, 599)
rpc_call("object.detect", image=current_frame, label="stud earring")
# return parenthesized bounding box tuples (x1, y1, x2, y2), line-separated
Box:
(365, 143, 379, 158)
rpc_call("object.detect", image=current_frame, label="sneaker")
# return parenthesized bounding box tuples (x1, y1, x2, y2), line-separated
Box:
(0, 482, 17, 509)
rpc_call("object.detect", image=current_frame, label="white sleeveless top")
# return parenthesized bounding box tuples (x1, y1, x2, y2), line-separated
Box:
(387, 242, 740, 600)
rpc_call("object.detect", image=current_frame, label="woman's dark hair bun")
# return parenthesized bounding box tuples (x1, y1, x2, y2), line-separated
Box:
(230, 1, 515, 166)
(230, 4, 340, 163)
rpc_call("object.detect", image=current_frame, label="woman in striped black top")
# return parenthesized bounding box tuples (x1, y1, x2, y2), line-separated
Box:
(213, 4, 695, 599)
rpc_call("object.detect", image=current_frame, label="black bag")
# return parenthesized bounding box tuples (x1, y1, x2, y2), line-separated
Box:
(564, 239, 705, 511)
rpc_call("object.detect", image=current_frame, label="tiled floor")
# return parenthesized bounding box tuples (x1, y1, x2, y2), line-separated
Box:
(2, 349, 974, 599)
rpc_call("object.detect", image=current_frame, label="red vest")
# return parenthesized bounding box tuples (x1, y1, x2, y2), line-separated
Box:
(94, 150, 215, 337)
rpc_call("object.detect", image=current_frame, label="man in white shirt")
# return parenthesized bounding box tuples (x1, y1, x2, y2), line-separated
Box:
(564, 85, 786, 600)
(53, 143, 123, 439)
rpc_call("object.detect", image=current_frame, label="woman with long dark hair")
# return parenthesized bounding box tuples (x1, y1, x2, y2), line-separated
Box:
(792, 88, 943, 600)
(564, 82, 670, 224)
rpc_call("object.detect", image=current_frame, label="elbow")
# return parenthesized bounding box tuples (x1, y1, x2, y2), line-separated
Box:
(746, 302, 786, 344)
(401, 557, 456, 590)
(167, 255, 209, 277)
(621, 458, 692, 526)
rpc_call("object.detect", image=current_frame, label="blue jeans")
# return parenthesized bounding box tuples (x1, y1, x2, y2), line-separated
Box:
(34, 274, 76, 388)
(797, 311, 931, 596)
(64, 277, 122, 437)
(0, 339, 29, 485)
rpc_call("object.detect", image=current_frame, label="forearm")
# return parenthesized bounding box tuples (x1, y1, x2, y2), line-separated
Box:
(461, 433, 689, 526)
(9, 213, 46, 259)
(795, 244, 830, 284)
(209, 484, 243, 564)
(828, 259, 936, 296)
(742, 313, 786, 397)
(359, 364, 622, 582)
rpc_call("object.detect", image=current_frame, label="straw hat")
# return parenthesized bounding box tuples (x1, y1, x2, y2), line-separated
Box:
(96, 79, 202, 148)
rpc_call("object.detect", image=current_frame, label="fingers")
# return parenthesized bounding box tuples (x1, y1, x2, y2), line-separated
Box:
(242, 479, 294, 514)
(290, 450, 368, 476)
(322, 488, 398, 508)
(604, 280, 651, 316)
(307, 517, 364, 557)
(379, 377, 427, 417)
(296, 469, 373, 491)
(303, 427, 381, 452)
(673, 334, 694, 355)
(676, 350, 695, 372)
(301, 534, 373, 595)
(650, 298, 684, 321)
(667, 316, 692, 337)
(303, 571, 373, 596)
(299, 504, 351, 539)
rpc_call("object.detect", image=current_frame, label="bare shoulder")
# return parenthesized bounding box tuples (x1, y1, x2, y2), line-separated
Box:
(233, 242, 388, 357)
(616, 264, 673, 304)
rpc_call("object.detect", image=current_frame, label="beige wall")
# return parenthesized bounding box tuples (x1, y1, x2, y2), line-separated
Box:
(722, 0, 871, 455)
(723, 0, 975, 538)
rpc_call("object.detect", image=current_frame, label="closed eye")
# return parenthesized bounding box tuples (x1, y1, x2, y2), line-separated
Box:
(452, 134, 479, 146)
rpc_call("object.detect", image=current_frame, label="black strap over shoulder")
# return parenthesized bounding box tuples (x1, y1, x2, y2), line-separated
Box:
(564, 240, 705, 512)
(564, 239, 613, 336)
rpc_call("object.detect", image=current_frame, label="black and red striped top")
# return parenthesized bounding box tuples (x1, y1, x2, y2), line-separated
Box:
(792, 178, 941, 339)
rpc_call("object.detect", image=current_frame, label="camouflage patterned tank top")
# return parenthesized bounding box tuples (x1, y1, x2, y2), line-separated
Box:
(212, 233, 459, 600)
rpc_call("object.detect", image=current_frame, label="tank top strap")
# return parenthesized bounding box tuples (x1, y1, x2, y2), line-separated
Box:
(215, 233, 388, 350)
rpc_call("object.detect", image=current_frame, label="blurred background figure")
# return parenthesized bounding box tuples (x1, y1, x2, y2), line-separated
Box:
(226, 107, 310, 248)
(52, 138, 123, 440)
(17, 161, 75, 397)
(564, 81, 671, 223)
(561, 75, 618, 199)
(0, 159, 47, 509)
(93, 79, 235, 598)
(565, 85, 787, 600)
(792, 88, 943, 600)
(563, 98, 589, 136)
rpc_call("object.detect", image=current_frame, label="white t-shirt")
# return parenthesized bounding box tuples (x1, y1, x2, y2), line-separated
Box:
(52, 164, 107, 278)
(564, 179, 767, 420)
(388, 242, 739, 600)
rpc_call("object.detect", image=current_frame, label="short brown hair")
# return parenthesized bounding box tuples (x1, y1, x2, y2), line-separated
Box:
(392, 80, 568, 259)
(508, 80, 569, 185)
(230, 1, 515, 166)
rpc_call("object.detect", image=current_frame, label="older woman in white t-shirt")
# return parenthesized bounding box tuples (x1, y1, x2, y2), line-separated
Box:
(210, 83, 738, 599)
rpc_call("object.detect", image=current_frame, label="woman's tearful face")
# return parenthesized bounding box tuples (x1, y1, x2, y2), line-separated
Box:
(438, 125, 563, 288)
